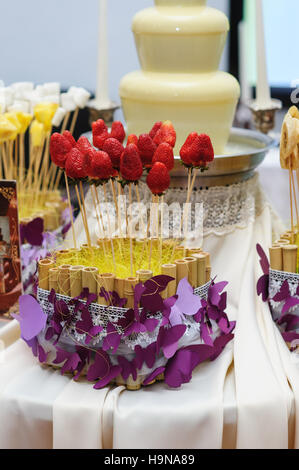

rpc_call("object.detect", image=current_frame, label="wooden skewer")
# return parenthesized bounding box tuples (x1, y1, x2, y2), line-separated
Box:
(8, 141, 15, 180)
(32, 138, 46, 190)
(64, 172, 77, 249)
(110, 179, 120, 235)
(48, 163, 57, 191)
(128, 183, 134, 276)
(54, 167, 64, 191)
(289, 168, 295, 235)
(75, 184, 90, 246)
(79, 181, 91, 247)
(1, 143, 9, 179)
(172, 168, 198, 259)
(61, 112, 70, 133)
(94, 184, 107, 239)
(19, 133, 26, 190)
(160, 195, 164, 266)
(103, 183, 116, 274)
(69, 108, 79, 135)
(291, 170, 299, 229)
(148, 195, 157, 270)
(0, 148, 3, 179)
(135, 183, 146, 238)
(117, 182, 127, 238)
(41, 133, 51, 192)
(91, 184, 106, 255)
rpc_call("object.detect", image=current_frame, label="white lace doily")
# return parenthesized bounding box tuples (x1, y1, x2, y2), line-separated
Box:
(66, 173, 270, 247)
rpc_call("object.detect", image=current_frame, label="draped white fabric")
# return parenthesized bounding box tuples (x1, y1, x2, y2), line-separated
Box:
(0, 174, 298, 449)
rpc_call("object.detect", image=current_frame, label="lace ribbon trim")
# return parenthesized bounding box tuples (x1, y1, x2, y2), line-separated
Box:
(82, 173, 268, 240)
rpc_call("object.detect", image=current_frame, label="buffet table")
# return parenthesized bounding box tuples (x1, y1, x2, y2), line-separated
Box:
(1, 172, 299, 449)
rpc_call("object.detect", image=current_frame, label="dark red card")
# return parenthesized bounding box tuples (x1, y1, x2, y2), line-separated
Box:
(0, 180, 22, 314)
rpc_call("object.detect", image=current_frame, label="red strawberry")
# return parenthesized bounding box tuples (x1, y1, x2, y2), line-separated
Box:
(111, 168, 119, 179)
(120, 144, 143, 182)
(76, 136, 96, 174)
(62, 130, 76, 148)
(88, 150, 113, 181)
(180, 132, 201, 167)
(92, 118, 107, 135)
(92, 119, 109, 149)
(76, 136, 92, 154)
(137, 134, 157, 167)
(110, 121, 126, 144)
(149, 121, 162, 140)
(191, 134, 214, 166)
(65, 148, 87, 179)
(127, 134, 138, 146)
(146, 162, 170, 195)
(153, 120, 176, 148)
(102, 137, 124, 170)
(50, 133, 72, 168)
(152, 142, 174, 171)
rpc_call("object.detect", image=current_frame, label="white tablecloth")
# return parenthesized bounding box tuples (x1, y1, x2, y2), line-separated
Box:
(1, 173, 299, 449)
(258, 146, 291, 225)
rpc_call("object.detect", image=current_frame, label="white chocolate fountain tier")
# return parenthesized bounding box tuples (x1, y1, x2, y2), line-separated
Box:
(120, 71, 240, 155)
(133, 0, 229, 73)
(120, 0, 240, 154)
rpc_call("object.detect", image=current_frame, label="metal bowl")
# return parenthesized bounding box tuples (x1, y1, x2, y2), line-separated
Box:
(83, 127, 277, 188)
(171, 127, 277, 188)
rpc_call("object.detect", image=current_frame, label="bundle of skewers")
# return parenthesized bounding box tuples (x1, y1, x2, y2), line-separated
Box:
(0, 81, 91, 227)
(41, 118, 215, 300)
(257, 106, 299, 350)
(265, 105, 299, 274)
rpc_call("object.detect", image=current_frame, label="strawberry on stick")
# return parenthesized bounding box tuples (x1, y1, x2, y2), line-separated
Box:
(120, 144, 144, 275)
(64, 146, 92, 247)
(87, 149, 116, 272)
(50, 132, 78, 248)
(177, 133, 215, 254)
(146, 161, 171, 270)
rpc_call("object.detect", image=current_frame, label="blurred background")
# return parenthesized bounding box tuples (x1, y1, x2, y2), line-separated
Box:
(0, 0, 297, 117)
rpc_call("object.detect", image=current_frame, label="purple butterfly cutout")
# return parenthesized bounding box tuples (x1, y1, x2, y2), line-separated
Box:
(257, 274, 270, 302)
(273, 280, 299, 315)
(12, 295, 47, 341)
(164, 344, 214, 388)
(140, 275, 174, 313)
(102, 322, 121, 353)
(53, 348, 82, 375)
(256, 244, 271, 302)
(143, 367, 165, 386)
(117, 356, 137, 381)
(24, 337, 48, 363)
(278, 314, 299, 332)
(134, 343, 157, 369)
(169, 278, 202, 326)
(76, 305, 103, 345)
(156, 324, 186, 359)
(208, 281, 228, 307)
(87, 350, 121, 389)
(256, 244, 270, 275)
(20, 217, 44, 246)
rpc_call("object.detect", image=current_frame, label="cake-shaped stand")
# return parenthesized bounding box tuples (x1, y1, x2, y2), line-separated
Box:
(13, 121, 236, 391)
(15, 241, 235, 391)
(120, 0, 240, 154)
(257, 107, 299, 350)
